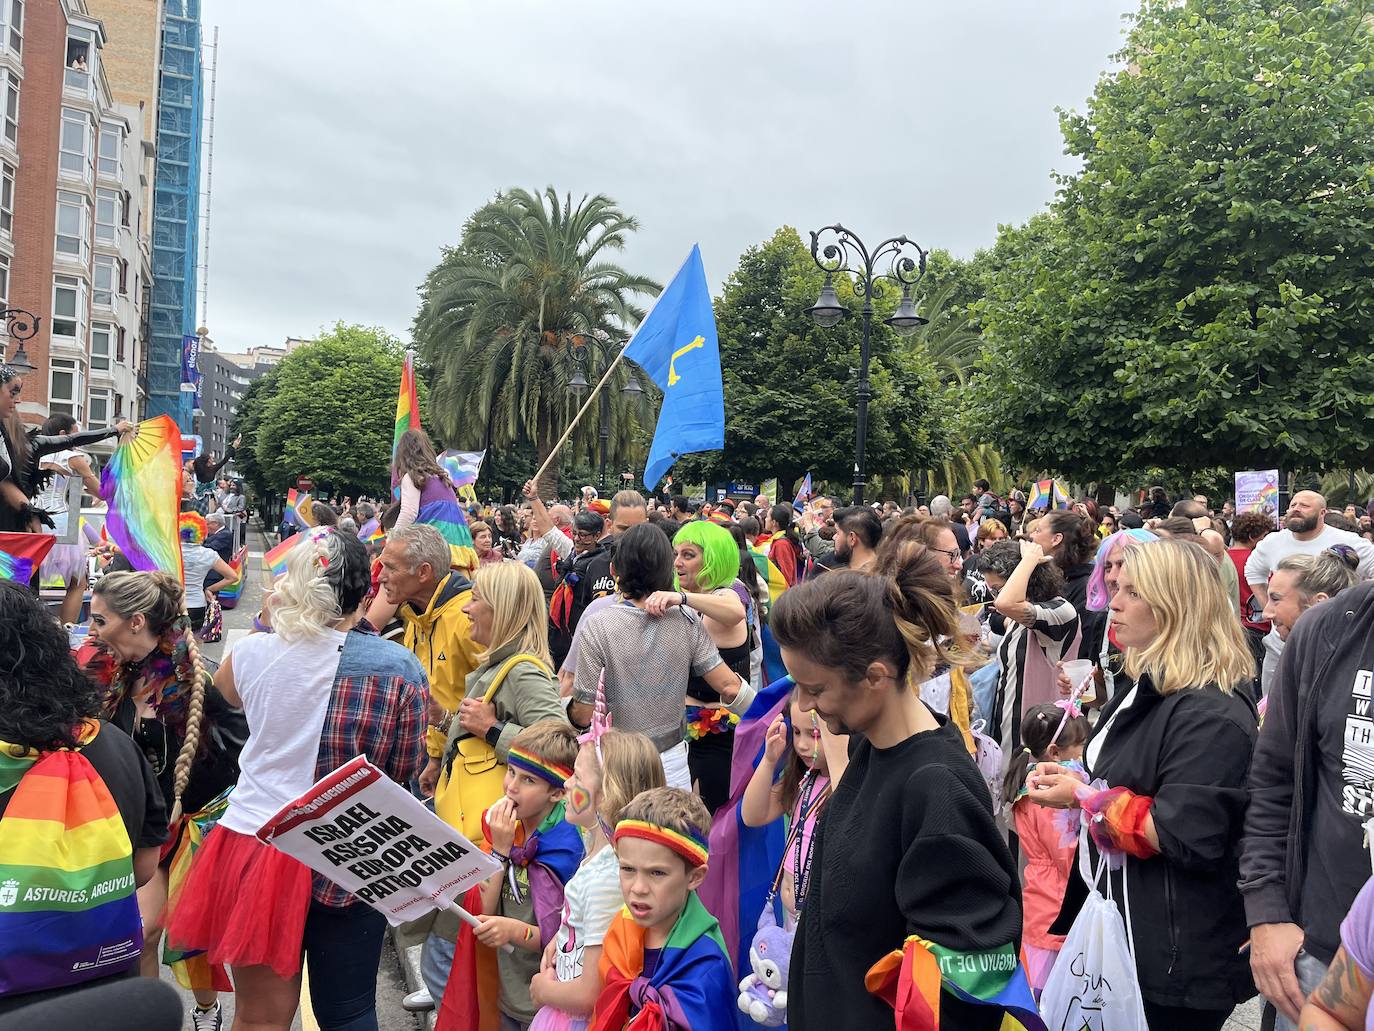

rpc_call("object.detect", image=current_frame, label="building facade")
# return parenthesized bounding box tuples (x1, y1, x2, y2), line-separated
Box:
(193, 337, 264, 463)
(145, 0, 199, 429)
(5, 0, 150, 452)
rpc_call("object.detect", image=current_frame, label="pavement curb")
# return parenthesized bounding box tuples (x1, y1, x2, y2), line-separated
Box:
(392, 928, 436, 1030)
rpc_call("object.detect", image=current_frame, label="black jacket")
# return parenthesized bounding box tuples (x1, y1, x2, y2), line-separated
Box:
(1053, 671, 1258, 1010)
(0, 423, 117, 531)
(548, 542, 613, 667)
(1240, 582, 1374, 963)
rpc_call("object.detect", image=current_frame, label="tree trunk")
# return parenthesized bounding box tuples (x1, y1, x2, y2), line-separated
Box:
(534, 410, 561, 501)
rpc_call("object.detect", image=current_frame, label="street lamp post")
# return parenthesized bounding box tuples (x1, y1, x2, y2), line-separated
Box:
(1, 308, 43, 372)
(806, 226, 927, 506)
(568, 335, 644, 494)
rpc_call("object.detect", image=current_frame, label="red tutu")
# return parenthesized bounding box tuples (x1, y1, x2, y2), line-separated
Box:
(165, 825, 312, 979)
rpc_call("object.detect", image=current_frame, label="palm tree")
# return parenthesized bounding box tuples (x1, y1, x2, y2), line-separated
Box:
(415, 188, 659, 497)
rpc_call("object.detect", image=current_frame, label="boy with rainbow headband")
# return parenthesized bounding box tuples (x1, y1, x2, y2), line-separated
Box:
(439, 720, 584, 1031)
(590, 788, 736, 1031)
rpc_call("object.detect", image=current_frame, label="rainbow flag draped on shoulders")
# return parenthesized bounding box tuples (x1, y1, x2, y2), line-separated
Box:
(590, 892, 736, 1031)
(865, 935, 1047, 1031)
(0, 722, 143, 994)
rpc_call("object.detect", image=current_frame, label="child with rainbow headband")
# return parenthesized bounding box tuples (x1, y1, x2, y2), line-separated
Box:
(590, 787, 737, 1031)
(437, 720, 584, 1031)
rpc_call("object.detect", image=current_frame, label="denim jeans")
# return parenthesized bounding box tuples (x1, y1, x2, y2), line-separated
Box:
(419, 930, 456, 1003)
(302, 900, 387, 1031)
(1266, 950, 1329, 1031)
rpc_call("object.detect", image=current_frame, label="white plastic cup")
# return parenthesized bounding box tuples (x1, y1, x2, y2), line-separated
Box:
(1061, 659, 1095, 703)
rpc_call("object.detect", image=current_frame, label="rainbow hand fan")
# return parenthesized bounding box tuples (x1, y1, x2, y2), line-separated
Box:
(99, 415, 184, 580)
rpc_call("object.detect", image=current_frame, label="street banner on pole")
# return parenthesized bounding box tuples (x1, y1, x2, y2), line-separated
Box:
(1235, 469, 1280, 526)
(257, 756, 501, 926)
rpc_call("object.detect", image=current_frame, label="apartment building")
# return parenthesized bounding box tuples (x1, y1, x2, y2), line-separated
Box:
(5, 0, 149, 451)
(193, 336, 265, 462)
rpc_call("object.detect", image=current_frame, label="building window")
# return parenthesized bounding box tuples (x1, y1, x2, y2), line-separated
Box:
(55, 191, 89, 264)
(0, 162, 11, 237)
(88, 388, 110, 427)
(6, 1, 21, 56)
(59, 108, 92, 182)
(120, 190, 130, 227)
(65, 31, 93, 91)
(0, 254, 9, 312)
(91, 324, 112, 373)
(116, 325, 125, 362)
(93, 254, 116, 307)
(95, 188, 118, 244)
(118, 258, 128, 295)
(49, 358, 82, 418)
(3, 73, 17, 147)
(98, 122, 121, 180)
(52, 275, 85, 342)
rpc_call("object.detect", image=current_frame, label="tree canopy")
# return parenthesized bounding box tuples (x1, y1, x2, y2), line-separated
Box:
(969, 0, 1374, 483)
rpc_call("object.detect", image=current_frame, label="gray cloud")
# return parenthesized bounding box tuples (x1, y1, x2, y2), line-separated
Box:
(200, 0, 1135, 351)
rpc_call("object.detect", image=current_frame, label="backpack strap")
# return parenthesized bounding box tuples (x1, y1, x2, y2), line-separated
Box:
(482, 652, 552, 705)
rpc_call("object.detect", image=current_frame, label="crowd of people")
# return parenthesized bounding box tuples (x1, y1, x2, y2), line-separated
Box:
(10, 399, 1374, 1029)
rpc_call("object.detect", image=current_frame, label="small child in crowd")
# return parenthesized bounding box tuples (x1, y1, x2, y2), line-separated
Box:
(740, 687, 832, 917)
(590, 787, 736, 1030)
(1003, 700, 1090, 996)
(475, 720, 586, 1031)
(528, 729, 666, 1031)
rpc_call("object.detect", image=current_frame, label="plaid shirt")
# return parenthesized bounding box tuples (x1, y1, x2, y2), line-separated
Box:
(310, 626, 430, 906)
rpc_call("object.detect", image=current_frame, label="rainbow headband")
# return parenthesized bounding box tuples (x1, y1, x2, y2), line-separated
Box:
(614, 819, 709, 868)
(507, 747, 573, 789)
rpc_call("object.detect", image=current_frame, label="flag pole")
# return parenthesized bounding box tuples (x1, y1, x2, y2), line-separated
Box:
(532, 349, 627, 485)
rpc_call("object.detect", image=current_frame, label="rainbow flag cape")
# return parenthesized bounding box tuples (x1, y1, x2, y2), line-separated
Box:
(748, 546, 787, 618)
(865, 936, 1047, 1031)
(0, 531, 56, 582)
(590, 893, 736, 1031)
(698, 675, 791, 991)
(99, 414, 184, 579)
(393, 351, 421, 469)
(0, 723, 143, 994)
(418, 495, 477, 570)
(264, 534, 297, 579)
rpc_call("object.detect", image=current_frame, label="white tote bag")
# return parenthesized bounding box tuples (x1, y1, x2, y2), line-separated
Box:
(1039, 826, 1149, 1031)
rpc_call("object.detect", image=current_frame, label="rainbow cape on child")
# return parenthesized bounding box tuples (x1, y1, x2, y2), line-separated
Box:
(417, 495, 478, 571)
(0, 722, 143, 995)
(865, 935, 1048, 1031)
(590, 893, 737, 1031)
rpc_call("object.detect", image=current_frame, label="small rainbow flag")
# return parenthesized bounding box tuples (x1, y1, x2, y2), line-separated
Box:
(1027, 478, 1073, 511)
(866, 936, 1047, 1031)
(285, 488, 315, 529)
(393, 351, 421, 468)
(264, 535, 297, 579)
(99, 414, 184, 579)
(0, 532, 55, 583)
(0, 724, 142, 994)
(358, 518, 384, 543)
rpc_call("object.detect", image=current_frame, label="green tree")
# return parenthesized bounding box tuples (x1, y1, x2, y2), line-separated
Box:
(414, 188, 659, 497)
(674, 227, 947, 498)
(235, 324, 418, 499)
(970, 0, 1374, 483)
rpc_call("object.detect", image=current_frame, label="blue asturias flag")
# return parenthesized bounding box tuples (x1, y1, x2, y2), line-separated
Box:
(623, 244, 724, 490)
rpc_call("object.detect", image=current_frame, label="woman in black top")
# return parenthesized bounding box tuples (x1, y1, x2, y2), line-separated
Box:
(772, 539, 1023, 1031)
(1031, 538, 1258, 1030)
(1029, 508, 1100, 658)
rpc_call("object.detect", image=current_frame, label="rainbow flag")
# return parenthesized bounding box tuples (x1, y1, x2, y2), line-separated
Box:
(99, 414, 184, 579)
(358, 518, 384, 543)
(285, 488, 315, 529)
(1027, 478, 1072, 511)
(866, 936, 1047, 1031)
(393, 351, 421, 466)
(0, 531, 55, 582)
(749, 545, 788, 618)
(418, 496, 477, 570)
(0, 724, 143, 994)
(439, 449, 484, 491)
(264, 535, 297, 579)
(161, 789, 232, 993)
(793, 471, 813, 511)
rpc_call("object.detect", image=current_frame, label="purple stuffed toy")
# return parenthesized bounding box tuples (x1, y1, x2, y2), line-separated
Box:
(737, 903, 794, 1027)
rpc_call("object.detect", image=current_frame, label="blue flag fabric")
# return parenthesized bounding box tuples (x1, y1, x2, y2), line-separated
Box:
(623, 244, 724, 489)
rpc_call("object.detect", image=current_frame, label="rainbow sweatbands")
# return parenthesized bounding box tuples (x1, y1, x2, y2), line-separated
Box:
(506, 747, 573, 790)
(1075, 784, 1157, 859)
(614, 819, 709, 868)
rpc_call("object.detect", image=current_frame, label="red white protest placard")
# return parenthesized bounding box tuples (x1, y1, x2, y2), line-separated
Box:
(257, 755, 501, 926)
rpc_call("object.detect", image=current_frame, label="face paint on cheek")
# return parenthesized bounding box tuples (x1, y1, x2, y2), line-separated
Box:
(569, 785, 592, 814)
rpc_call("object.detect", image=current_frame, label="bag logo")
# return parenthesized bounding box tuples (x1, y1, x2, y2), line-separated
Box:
(0, 879, 17, 907)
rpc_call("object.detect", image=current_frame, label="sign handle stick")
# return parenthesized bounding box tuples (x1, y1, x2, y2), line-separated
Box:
(440, 896, 515, 954)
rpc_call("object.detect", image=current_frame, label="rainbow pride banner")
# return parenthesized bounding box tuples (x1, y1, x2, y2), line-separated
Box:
(0, 725, 142, 994)
(99, 414, 184, 579)
(0, 531, 56, 583)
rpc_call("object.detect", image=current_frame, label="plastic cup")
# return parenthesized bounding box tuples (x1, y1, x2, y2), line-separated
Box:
(1061, 659, 1095, 702)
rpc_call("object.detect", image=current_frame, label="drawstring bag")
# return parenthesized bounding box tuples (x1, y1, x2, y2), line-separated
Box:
(198, 594, 223, 643)
(1038, 822, 1149, 1030)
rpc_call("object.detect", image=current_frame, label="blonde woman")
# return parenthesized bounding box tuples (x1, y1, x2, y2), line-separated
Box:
(418, 561, 570, 1009)
(1030, 538, 1259, 1029)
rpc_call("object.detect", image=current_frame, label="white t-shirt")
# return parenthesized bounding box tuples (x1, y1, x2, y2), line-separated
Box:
(180, 544, 219, 609)
(218, 629, 347, 836)
(1086, 683, 1138, 773)
(552, 844, 624, 985)
(1244, 523, 1374, 586)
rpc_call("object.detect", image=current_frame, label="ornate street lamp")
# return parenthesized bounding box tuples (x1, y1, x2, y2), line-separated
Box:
(567, 334, 643, 492)
(1, 307, 42, 372)
(806, 226, 927, 505)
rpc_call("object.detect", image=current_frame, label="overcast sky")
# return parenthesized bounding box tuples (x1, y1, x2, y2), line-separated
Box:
(198, 1, 1135, 353)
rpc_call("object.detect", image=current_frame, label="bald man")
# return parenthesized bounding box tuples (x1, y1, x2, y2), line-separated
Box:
(1245, 490, 1374, 608)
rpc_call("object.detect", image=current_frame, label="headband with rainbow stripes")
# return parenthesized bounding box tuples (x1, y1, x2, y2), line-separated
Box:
(614, 818, 709, 868)
(507, 747, 573, 789)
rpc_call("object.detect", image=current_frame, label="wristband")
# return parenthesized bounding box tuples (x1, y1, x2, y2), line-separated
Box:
(523, 925, 534, 943)
(434, 710, 454, 734)
(680, 591, 688, 609)
(252, 612, 273, 633)
(490, 848, 511, 865)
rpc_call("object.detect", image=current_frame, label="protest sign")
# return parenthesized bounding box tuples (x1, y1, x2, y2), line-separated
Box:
(1235, 469, 1280, 526)
(257, 755, 501, 927)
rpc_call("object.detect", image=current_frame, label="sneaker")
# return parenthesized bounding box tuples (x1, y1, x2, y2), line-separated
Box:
(402, 987, 435, 1012)
(192, 1001, 223, 1031)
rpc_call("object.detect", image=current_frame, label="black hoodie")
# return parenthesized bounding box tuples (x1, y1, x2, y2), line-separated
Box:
(1240, 581, 1374, 964)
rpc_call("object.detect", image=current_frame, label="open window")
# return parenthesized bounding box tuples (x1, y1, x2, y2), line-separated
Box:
(64, 30, 93, 90)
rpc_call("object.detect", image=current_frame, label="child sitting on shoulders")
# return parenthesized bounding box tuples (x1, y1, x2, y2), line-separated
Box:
(1003, 700, 1090, 996)
(590, 787, 736, 1030)
(474, 719, 585, 1031)
(739, 685, 832, 917)
(529, 729, 666, 1031)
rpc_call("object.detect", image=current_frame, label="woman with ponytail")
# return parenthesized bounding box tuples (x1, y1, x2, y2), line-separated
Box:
(771, 540, 1027, 1031)
(88, 570, 244, 1027)
(166, 528, 429, 1031)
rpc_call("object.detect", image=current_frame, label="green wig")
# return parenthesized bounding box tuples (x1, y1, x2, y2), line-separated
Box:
(673, 518, 741, 593)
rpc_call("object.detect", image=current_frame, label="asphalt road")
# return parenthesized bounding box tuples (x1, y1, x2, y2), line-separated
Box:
(158, 521, 420, 1031)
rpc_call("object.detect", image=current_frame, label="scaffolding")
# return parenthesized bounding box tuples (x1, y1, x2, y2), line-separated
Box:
(147, 0, 203, 428)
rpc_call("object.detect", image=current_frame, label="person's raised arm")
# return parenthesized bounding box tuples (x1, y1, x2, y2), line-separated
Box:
(523, 479, 552, 538)
(993, 540, 1048, 627)
(740, 714, 788, 827)
(65, 452, 103, 500)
